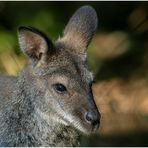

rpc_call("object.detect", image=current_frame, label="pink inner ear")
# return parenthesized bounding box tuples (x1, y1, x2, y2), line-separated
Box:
(24, 31, 46, 60)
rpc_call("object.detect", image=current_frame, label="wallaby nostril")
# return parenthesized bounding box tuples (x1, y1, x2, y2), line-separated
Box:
(85, 112, 93, 122)
(85, 110, 100, 126)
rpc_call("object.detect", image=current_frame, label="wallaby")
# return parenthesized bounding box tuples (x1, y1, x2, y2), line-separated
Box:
(0, 5, 100, 146)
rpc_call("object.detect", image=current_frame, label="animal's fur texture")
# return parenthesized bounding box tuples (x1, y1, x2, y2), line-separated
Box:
(0, 5, 100, 146)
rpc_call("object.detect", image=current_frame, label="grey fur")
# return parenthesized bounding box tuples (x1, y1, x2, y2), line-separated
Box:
(0, 5, 100, 147)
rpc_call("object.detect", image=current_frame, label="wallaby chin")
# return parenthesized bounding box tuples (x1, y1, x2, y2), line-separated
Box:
(0, 5, 100, 146)
(73, 120, 100, 135)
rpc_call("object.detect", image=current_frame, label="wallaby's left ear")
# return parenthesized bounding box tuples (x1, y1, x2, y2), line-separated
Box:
(58, 5, 98, 55)
(18, 26, 54, 65)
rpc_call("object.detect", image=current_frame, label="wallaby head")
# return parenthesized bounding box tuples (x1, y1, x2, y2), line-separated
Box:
(18, 5, 100, 134)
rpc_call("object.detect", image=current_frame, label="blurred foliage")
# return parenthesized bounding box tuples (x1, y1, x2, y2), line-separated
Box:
(0, 1, 147, 75)
(0, 1, 148, 146)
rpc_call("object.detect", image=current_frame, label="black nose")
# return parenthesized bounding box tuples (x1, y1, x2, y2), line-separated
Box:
(85, 110, 100, 126)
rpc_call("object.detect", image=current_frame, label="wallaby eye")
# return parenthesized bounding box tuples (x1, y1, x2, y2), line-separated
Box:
(53, 83, 67, 93)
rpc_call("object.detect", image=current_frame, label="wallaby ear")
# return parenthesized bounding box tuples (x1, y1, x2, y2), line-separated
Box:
(59, 5, 98, 55)
(18, 26, 53, 65)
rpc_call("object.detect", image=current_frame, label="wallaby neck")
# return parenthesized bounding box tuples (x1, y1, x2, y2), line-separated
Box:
(32, 108, 80, 146)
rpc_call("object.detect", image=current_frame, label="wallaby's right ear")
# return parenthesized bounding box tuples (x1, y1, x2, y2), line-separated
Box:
(18, 26, 54, 65)
(59, 5, 98, 56)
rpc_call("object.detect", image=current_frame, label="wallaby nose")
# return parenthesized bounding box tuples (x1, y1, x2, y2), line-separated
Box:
(85, 110, 100, 126)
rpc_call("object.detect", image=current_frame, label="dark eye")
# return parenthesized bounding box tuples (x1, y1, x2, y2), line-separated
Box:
(54, 83, 67, 93)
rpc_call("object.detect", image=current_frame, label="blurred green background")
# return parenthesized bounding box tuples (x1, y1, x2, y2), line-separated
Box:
(0, 1, 148, 146)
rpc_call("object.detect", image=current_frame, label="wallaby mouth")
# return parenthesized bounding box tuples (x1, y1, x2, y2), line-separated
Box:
(71, 106, 101, 134)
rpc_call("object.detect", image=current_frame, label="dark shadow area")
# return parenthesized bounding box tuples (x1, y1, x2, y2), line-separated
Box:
(96, 31, 148, 81)
(80, 131, 148, 146)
